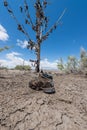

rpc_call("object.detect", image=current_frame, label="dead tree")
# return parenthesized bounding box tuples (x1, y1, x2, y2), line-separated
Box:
(3, 0, 66, 72)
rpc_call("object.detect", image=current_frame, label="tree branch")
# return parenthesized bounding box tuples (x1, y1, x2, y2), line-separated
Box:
(3, 0, 33, 41)
(41, 8, 66, 41)
(24, 0, 34, 28)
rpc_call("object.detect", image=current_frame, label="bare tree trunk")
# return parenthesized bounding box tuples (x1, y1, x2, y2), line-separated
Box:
(36, 42, 40, 73)
(35, 0, 41, 73)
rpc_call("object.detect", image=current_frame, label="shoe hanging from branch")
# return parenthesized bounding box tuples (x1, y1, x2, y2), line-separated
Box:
(3, 0, 66, 73)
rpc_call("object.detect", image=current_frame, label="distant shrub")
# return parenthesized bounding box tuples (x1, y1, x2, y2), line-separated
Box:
(57, 58, 64, 71)
(15, 65, 31, 71)
(0, 46, 10, 52)
(80, 47, 87, 73)
(65, 56, 79, 73)
(0, 66, 8, 70)
(57, 56, 79, 73)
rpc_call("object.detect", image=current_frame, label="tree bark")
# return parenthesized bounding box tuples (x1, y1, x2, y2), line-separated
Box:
(35, 0, 42, 73)
(36, 42, 40, 73)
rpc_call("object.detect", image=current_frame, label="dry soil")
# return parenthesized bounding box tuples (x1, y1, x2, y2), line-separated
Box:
(0, 70, 87, 130)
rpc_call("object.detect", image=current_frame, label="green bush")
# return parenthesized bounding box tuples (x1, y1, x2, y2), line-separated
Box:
(0, 66, 8, 70)
(15, 65, 31, 70)
(0, 46, 10, 52)
(57, 56, 79, 73)
(57, 58, 64, 71)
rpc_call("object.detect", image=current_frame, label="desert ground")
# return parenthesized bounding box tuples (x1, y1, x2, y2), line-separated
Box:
(0, 69, 87, 130)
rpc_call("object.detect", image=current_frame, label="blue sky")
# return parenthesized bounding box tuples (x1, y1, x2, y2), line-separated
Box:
(0, 0, 87, 69)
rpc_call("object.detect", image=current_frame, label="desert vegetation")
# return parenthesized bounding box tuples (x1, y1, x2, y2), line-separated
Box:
(15, 65, 31, 71)
(57, 47, 87, 74)
(0, 46, 10, 52)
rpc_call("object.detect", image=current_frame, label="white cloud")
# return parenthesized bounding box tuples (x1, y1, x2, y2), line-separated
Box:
(0, 52, 58, 70)
(17, 39, 36, 50)
(40, 58, 58, 70)
(6, 52, 22, 60)
(0, 24, 9, 41)
(0, 52, 31, 68)
(17, 39, 28, 48)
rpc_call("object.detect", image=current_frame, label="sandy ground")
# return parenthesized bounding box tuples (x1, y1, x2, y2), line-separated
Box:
(0, 70, 87, 130)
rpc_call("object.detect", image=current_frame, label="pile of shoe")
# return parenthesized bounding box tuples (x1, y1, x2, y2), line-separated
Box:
(29, 71, 55, 94)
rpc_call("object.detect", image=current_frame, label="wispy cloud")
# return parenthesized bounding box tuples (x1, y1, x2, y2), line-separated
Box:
(0, 24, 9, 41)
(40, 58, 58, 70)
(16, 39, 36, 50)
(17, 39, 28, 48)
(0, 52, 58, 70)
(0, 52, 31, 68)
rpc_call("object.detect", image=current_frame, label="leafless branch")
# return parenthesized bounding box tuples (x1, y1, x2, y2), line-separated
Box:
(42, 8, 66, 41)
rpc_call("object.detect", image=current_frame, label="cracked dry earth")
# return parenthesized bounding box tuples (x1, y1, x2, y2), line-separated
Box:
(0, 70, 87, 130)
